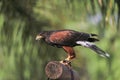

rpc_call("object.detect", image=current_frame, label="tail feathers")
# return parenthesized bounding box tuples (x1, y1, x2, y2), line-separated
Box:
(87, 38, 99, 42)
(88, 33, 99, 42)
(76, 41, 110, 58)
(91, 33, 98, 36)
(89, 45, 110, 58)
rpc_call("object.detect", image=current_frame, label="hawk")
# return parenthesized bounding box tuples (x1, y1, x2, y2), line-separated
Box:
(36, 29, 110, 63)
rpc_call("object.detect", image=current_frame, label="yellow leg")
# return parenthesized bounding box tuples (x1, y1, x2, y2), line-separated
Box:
(60, 46, 76, 66)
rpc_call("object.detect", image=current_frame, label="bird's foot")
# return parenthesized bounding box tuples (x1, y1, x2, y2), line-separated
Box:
(60, 60, 71, 66)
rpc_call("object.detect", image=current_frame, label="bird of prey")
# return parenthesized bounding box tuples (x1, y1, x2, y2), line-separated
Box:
(36, 29, 110, 63)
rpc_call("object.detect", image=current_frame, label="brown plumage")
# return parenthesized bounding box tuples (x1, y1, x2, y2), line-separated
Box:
(36, 29, 110, 62)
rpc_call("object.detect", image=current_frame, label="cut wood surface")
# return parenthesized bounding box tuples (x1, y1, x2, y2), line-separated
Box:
(45, 61, 80, 80)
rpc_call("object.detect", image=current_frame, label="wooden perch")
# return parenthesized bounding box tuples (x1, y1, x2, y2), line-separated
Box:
(45, 61, 80, 80)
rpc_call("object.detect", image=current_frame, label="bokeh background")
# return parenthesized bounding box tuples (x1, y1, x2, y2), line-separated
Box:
(0, 0, 120, 80)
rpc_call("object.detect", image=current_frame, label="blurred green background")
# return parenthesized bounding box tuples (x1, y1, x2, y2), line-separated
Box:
(0, 0, 120, 80)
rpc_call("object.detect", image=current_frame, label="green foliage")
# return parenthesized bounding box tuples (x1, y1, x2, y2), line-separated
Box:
(0, 0, 120, 80)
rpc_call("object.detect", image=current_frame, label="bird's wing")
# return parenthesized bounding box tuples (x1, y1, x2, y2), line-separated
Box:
(49, 31, 73, 44)
(48, 30, 92, 45)
(48, 30, 97, 46)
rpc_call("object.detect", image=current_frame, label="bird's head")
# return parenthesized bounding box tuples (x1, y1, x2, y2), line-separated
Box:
(36, 35, 43, 40)
(36, 31, 52, 40)
(36, 32, 46, 40)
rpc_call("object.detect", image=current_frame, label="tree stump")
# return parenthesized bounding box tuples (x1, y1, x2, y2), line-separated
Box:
(45, 61, 80, 80)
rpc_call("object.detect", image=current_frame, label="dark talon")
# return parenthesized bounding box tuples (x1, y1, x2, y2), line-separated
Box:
(68, 62, 71, 66)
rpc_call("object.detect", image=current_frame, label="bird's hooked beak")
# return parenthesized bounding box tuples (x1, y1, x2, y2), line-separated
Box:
(36, 35, 43, 40)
